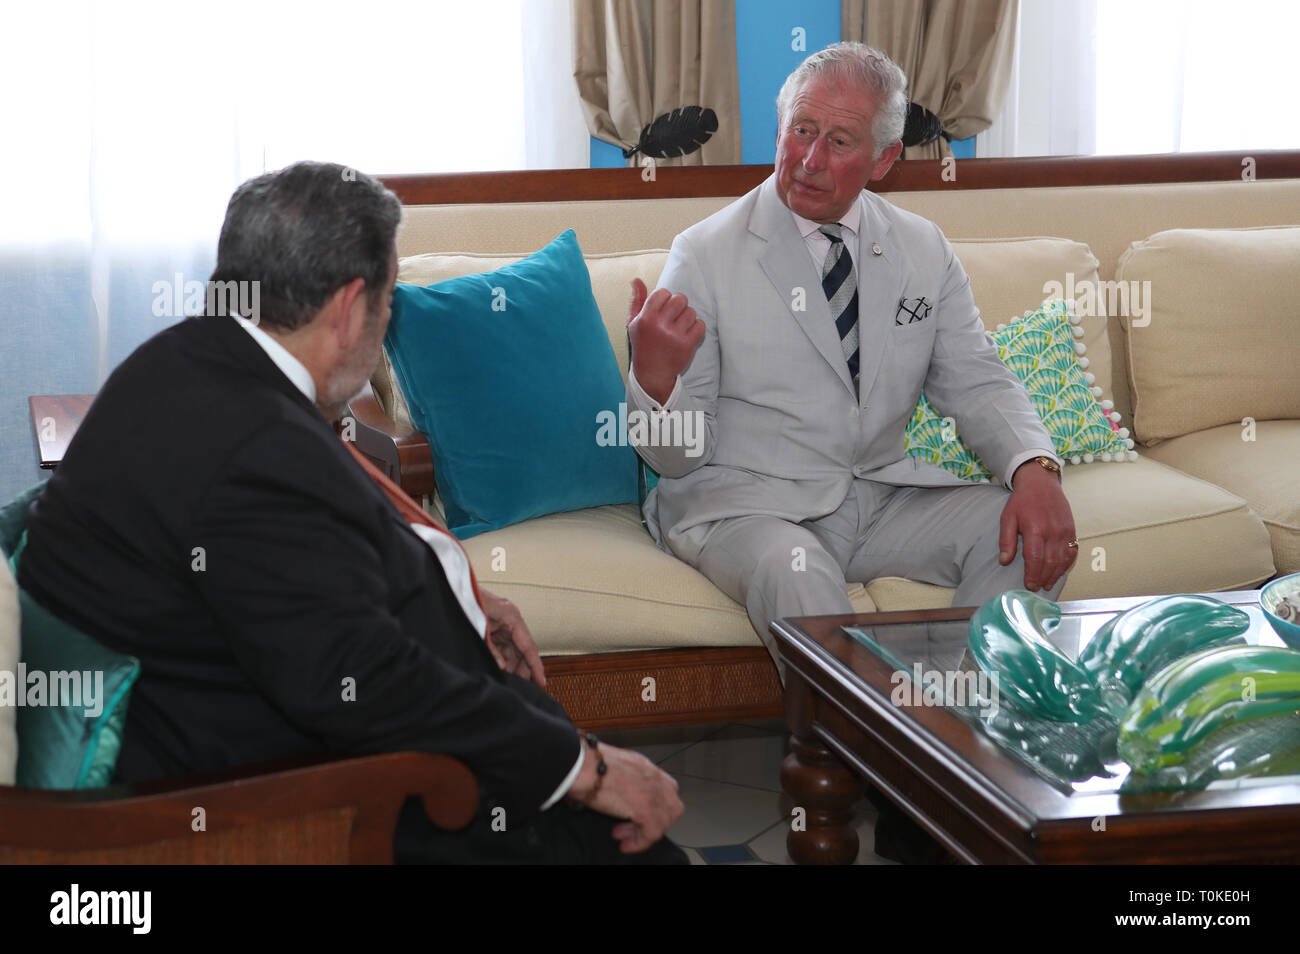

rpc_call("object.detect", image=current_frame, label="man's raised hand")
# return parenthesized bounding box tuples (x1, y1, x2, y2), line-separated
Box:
(627, 277, 705, 406)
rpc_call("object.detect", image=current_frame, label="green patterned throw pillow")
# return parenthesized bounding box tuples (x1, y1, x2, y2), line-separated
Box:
(905, 298, 1136, 482)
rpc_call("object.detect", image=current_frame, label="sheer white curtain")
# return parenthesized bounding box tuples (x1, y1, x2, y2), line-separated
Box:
(0, 0, 585, 502)
(978, 0, 1300, 157)
(1095, 0, 1300, 154)
(976, 0, 1097, 158)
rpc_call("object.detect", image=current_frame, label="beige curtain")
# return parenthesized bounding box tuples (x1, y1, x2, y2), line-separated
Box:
(573, 0, 742, 166)
(843, 0, 1018, 159)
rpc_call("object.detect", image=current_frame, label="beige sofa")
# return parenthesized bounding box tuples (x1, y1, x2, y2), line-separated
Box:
(355, 154, 1299, 727)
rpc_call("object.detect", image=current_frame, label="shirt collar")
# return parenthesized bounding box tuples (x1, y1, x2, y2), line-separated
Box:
(231, 315, 317, 404)
(791, 195, 863, 241)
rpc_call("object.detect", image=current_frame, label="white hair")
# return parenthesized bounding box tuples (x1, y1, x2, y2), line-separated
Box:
(776, 42, 908, 158)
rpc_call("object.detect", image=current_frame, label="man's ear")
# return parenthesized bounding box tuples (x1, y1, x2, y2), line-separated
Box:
(869, 140, 904, 181)
(330, 277, 369, 347)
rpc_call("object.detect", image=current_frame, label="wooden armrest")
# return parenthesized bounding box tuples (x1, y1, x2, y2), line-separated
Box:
(0, 750, 476, 864)
(346, 381, 436, 498)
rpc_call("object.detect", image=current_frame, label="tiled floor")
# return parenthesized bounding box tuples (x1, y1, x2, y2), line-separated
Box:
(601, 719, 895, 865)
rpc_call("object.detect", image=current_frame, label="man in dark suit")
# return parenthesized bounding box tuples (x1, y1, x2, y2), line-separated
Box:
(18, 161, 684, 864)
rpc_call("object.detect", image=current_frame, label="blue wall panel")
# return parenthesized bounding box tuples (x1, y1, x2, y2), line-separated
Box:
(735, 0, 840, 165)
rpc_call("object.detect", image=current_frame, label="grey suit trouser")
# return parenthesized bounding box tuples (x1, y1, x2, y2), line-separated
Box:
(667, 479, 1068, 670)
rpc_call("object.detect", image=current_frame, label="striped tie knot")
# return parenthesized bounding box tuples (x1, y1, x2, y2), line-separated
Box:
(819, 223, 845, 244)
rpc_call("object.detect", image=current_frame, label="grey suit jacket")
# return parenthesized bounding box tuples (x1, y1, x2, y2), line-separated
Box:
(628, 174, 1054, 551)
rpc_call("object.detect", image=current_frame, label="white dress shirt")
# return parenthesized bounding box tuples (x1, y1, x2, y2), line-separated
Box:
(231, 315, 582, 808)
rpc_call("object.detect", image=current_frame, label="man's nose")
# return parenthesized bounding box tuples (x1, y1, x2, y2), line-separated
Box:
(803, 137, 827, 171)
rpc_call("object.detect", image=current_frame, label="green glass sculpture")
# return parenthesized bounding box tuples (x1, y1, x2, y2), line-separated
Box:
(1118, 644, 1300, 775)
(968, 590, 1109, 723)
(1120, 713, 1300, 792)
(1077, 594, 1251, 701)
(970, 701, 1118, 786)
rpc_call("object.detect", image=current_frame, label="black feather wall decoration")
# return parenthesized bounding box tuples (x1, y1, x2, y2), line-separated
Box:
(622, 106, 719, 159)
(902, 102, 948, 148)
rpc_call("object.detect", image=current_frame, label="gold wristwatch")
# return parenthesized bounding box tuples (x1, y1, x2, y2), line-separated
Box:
(1034, 456, 1062, 477)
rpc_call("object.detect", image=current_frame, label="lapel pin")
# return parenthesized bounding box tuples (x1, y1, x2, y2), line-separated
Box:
(872, 242, 882, 256)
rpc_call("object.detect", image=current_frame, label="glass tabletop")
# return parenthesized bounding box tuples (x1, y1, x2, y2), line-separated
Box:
(841, 598, 1294, 797)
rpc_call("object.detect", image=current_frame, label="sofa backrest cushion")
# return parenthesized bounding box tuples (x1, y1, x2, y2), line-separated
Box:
(948, 236, 1117, 411)
(394, 177, 1300, 428)
(1117, 225, 1300, 444)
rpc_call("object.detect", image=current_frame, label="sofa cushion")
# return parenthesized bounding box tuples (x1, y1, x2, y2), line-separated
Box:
(459, 503, 876, 653)
(906, 299, 1134, 481)
(1117, 226, 1300, 444)
(1142, 420, 1300, 574)
(949, 236, 1115, 407)
(384, 230, 640, 539)
(866, 455, 1276, 611)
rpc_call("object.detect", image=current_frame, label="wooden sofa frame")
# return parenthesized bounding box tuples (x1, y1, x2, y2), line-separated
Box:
(354, 150, 1300, 732)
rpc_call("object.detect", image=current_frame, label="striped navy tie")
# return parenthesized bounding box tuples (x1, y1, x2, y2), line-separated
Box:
(819, 223, 860, 386)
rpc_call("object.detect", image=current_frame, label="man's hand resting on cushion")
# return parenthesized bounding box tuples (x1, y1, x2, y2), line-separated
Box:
(999, 462, 1078, 593)
(479, 589, 546, 688)
(628, 277, 705, 406)
(567, 740, 684, 853)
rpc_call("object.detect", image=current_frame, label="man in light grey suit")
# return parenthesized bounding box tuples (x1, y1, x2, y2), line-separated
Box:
(625, 43, 1078, 666)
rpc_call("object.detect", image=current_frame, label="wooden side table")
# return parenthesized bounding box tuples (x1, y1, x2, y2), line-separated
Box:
(28, 395, 95, 470)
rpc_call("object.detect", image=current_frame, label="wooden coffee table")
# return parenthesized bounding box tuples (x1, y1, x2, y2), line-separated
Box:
(772, 592, 1300, 864)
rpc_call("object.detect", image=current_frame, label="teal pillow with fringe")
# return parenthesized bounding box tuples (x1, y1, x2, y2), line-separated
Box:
(905, 298, 1137, 481)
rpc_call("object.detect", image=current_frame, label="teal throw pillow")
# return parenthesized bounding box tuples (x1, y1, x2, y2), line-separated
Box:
(384, 229, 639, 539)
(906, 299, 1136, 481)
(13, 589, 140, 789)
(1, 484, 140, 789)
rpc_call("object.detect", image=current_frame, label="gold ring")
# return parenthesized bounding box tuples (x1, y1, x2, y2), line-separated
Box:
(1066, 540, 1079, 549)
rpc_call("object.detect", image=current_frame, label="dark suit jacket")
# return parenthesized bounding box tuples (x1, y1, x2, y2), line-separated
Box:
(18, 315, 578, 818)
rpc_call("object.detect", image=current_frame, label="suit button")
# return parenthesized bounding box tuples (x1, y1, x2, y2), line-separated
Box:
(852, 465, 867, 477)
